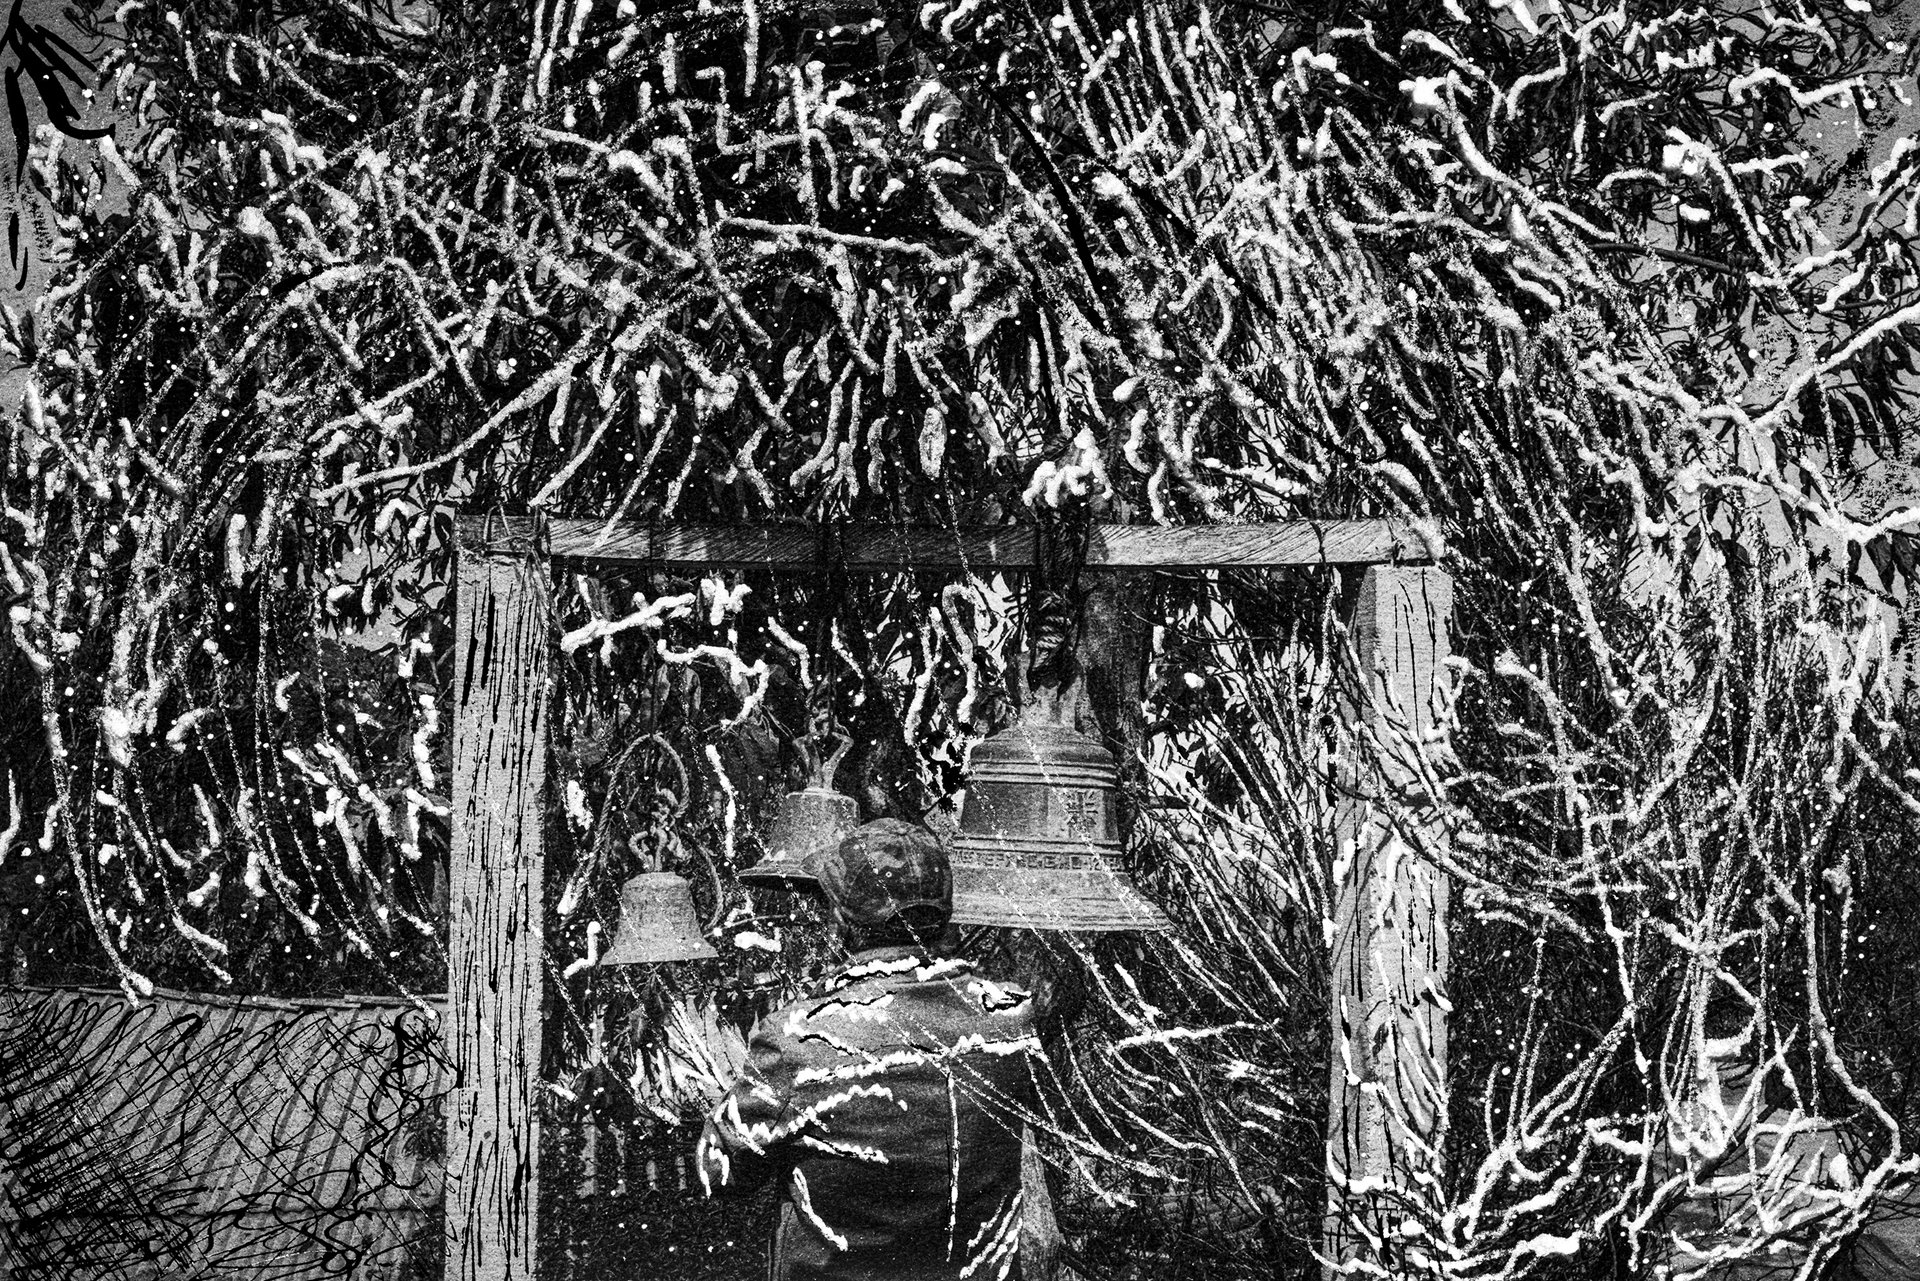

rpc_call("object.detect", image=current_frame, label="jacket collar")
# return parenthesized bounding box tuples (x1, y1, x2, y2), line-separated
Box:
(838, 945, 971, 982)
(847, 944, 927, 966)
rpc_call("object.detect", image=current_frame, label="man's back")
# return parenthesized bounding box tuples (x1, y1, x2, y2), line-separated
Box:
(698, 946, 1040, 1281)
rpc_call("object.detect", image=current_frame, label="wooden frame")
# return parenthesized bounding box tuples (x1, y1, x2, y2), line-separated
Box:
(448, 537, 552, 1281)
(458, 515, 1445, 570)
(446, 514, 1452, 1281)
(1326, 565, 1454, 1267)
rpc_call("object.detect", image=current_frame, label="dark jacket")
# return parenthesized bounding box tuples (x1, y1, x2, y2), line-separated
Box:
(696, 946, 1041, 1281)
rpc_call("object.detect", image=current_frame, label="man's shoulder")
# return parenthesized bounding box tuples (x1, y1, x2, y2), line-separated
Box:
(853, 954, 1037, 1015)
(770, 956, 1037, 1038)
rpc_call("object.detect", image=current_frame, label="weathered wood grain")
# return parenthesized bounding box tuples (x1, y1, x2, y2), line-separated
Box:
(1085, 521, 1440, 568)
(1326, 565, 1453, 1273)
(455, 516, 1442, 570)
(447, 543, 552, 1281)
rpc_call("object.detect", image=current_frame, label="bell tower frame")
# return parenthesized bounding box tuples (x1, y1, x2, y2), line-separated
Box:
(446, 513, 1453, 1281)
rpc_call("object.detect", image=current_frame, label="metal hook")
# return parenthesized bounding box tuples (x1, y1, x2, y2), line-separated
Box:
(796, 682, 850, 790)
(814, 730, 851, 791)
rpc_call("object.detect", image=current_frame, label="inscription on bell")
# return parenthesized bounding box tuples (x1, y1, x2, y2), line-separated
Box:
(1055, 787, 1103, 838)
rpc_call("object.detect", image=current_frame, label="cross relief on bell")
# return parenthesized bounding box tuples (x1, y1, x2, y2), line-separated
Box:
(1054, 787, 1103, 839)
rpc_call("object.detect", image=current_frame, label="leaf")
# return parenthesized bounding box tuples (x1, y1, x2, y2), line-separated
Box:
(918, 406, 947, 478)
(1682, 525, 1704, 569)
(1828, 393, 1859, 456)
(1866, 536, 1895, 590)
(1719, 534, 1752, 576)
(18, 46, 106, 139)
(1891, 529, 1918, 584)
(5, 67, 26, 180)
(1883, 335, 1915, 377)
(21, 27, 82, 87)
(26, 22, 96, 75)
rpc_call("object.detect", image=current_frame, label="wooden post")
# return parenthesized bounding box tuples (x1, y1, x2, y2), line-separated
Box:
(1326, 565, 1453, 1271)
(448, 531, 553, 1281)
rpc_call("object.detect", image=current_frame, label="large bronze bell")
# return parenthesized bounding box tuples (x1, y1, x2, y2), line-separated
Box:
(950, 714, 1169, 932)
(742, 730, 856, 888)
(600, 870, 719, 964)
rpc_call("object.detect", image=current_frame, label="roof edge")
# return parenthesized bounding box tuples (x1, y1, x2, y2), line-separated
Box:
(0, 981, 448, 1013)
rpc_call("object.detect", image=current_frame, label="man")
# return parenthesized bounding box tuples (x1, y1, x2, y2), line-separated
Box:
(697, 818, 1042, 1281)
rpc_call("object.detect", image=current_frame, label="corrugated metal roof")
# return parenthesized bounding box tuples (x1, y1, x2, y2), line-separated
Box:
(0, 984, 450, 1281)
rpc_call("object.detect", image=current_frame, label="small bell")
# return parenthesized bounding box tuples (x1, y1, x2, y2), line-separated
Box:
(742, 729, 857, 887)
(600, 869, 719, 964)
(950, 713, 1168, 932)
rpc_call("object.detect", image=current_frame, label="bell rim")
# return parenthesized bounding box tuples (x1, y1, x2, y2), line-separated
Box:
(950, 865, 1168, 932)
(598, 940, 721, 964)
(737, 859, 824, 887)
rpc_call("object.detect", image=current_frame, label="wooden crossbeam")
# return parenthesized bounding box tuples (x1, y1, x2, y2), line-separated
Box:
(456, 515, 1442, 570)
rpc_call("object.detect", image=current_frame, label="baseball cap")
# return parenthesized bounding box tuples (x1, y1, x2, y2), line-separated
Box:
(815, 819, 952, 930)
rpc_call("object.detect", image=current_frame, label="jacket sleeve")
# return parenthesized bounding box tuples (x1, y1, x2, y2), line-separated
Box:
(695, 1014, 798, 1198)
